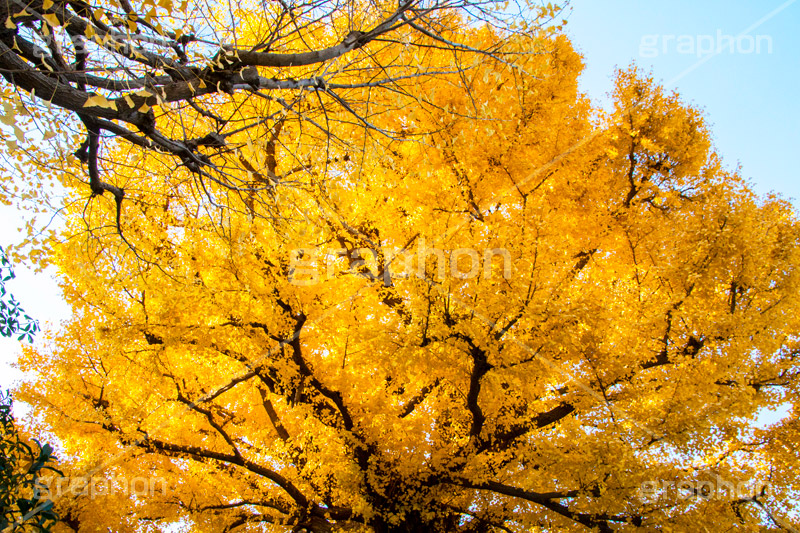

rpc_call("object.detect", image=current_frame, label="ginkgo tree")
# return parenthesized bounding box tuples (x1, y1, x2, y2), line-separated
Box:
(8, 8, 800, 533)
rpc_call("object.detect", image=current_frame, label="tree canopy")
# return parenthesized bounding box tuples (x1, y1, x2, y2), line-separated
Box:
(0, 0, 558, 223)
(3, 1, 800, 532)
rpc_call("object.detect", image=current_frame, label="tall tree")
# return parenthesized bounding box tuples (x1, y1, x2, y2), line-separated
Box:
(12, 12, 800, 528)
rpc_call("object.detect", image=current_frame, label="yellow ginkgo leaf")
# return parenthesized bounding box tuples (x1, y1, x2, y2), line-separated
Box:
(41, 13, 60, 27)
(83, 94, 118, 111)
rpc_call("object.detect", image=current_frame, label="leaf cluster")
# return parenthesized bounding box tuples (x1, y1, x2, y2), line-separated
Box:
(0, 247, 39, 342)
(0, 392, 61, 533)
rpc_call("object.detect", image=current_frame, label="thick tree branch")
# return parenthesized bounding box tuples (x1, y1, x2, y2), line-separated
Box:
(453, 479, 643, 531)
(140, 437, 310, 509)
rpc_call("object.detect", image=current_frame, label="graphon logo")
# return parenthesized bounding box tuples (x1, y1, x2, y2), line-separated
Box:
(639, 30, 773, 58)
(639, 475, 768, 502)
(288, 237, 512, 286)
(32, 33, 161, 59)
(35, 475, 168, 499)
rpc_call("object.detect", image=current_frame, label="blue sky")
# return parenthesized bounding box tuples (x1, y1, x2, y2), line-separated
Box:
(1, 1, 799, 392)
(563, 0, 799, 205)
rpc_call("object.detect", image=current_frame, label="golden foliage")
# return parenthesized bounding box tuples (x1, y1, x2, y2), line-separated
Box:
(12, 23, 800, 533)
